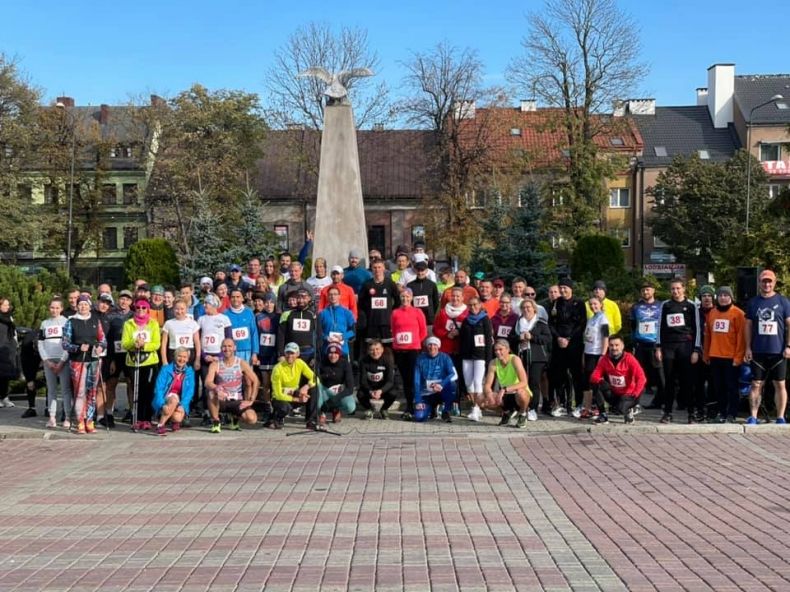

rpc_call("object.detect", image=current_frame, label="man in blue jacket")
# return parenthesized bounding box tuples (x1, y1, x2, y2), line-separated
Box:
(413, 336, 458, 423)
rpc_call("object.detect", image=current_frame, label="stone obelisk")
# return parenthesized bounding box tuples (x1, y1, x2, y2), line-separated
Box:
(301, 68, 371, 269)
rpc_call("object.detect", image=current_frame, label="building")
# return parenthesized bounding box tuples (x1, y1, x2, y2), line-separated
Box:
(19, 97, 156, 286)
(254, 128, 438, 259)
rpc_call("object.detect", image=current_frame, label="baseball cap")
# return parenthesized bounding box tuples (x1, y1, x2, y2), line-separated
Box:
(137, 283, 150, 292)
(151, 285, 164, 295)
(200, 276, 213, 286)
(473, 271, 485, 280)
(229, 264, 241, 272)
(119, 289, 133, 299)
(759, 269, 777, 281)
(98, 293, 113, 304)
(331, 265, 344, 274)
(412, 252, 429, 264)
(284, 342, 300, 354)
(204, 294, 220, 308)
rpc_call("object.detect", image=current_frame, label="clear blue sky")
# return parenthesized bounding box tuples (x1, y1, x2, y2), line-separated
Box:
(1, 0, 785, 113)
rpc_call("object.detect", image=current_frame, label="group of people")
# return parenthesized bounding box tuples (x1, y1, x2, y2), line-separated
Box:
(2, 240, 788, 433)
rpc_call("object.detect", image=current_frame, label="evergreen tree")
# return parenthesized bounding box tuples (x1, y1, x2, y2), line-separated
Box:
(223, 182, 280, 265)
(181, 188, 227, 281)
(474, 184, 553, 287)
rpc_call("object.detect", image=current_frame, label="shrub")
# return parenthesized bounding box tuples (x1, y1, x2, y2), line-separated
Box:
(124, 239, 180, 287)
(0, 266, 71, 328)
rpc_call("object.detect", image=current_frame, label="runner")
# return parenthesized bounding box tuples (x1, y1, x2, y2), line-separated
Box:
(122, 298, 161, 430)
(491, 294, 519, 353)
(161, 299, 201, 366)
(317, 343, 356, 424)
(433, 287, 469, 410)
(38, 297, 71, 428)
(631, 279, 665, 410)
(317, 285, 355, 358)
(152, 347, 196, 435)
(440, 269, 478, 306)
(204, 338, 259, 432)
(589, 335, 646, 424)
(343, 249, 373, 295)
(358, 339, 396, 419)
(460, 297, 494, 422)
(358, 259, 398, 355)
(744, 269, 790, 424)
(547, 278, 586, 417)
(104, 289, 133, 427)
(306, 257, 332, 301)
(516, 299, 552, 422)
(483, 339, 530, 428)
(269, 342, 317, 430)
(703, 286, 746, 423)
(585, 280, 622, 334)
(276, 261, 312, 313)
(656, 279, 702, 424)
(577, 296, 610, 419)
(407, 261, 440, 331)
(318, 266, 358, 319)
(278, 288, 317, 364)
(391, 289, 428, 419)
(62, 295, 106, 434)
(197, 294, 232, 421)
(225, 287, 259, 365)
(477, 279, 499, 318)
(413, 336, 458, 422)
(255, 292, 280, 420)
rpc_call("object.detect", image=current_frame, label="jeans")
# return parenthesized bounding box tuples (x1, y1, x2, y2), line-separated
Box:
(44, 360, 72, 418)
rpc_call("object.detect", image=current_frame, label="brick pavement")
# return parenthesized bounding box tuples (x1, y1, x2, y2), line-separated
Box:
(0, 428, 789, 591)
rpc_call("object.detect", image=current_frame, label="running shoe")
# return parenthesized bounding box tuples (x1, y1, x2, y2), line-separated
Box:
(1, 397, 15, 408)
(85, 420, 96, 433)
(171, 422, 181, 432)
(210, 421, 221, 434)
(229, 417, 241, 431)
(21, 408, 36, 418)
(76, 421, 86, 434)
(156, 424, 167, 436)
(516, 413, 527, 429)
(332, 409, 342, 424)
(379, 409, 389, 420)
(776, 417, 787, 425)
(745, 416, 759, 425)
(625, 409, 635, 424)
(571, 405, 582, 418)
(442, 411, 452, 423)
(363, 410, 374, 420)
(527, 410, 538, 422)
(46, 415, 57, 428)
(594, 413, 609, 425)
(660, 413, 672, 424)
(499, 410, 517, 426)
(467, 406, 482, 422)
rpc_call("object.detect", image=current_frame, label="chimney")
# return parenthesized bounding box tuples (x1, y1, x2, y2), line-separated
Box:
(626, 99, 655, 115)
(99, 104, 110, 124)
(150, 94, 166, 107)
(453, 100, 476, 120)
(707, 63, 735, 128)
(696, 88, 708, 106)
(520, 99, 537, 112)
(372, 122, 385, 131)
(56, 96, 75, 108)
(612, 100, 626, 117)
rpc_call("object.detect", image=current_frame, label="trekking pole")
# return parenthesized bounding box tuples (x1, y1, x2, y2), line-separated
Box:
(132, 349, 140, 432)
(96, 358, 108, 433)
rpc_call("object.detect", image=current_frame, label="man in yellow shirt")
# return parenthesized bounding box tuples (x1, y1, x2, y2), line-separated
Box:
(269, 342, 317, 430)
(586, 280, 622, 335)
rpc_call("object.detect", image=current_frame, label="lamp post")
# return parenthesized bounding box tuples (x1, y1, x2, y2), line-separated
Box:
(55, 101, 76, 279)
(746, 94, 783, 233)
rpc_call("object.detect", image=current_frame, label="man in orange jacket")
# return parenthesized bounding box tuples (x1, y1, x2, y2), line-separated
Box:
(703, 286, 746, 423)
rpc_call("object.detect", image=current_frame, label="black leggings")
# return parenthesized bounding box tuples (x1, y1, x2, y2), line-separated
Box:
(129, 365, 157, 422)
(661, 342, 696, 415)
(394, 349, 420, 413)
(596, 384, 640, 415)
(520, 354, 545, 412)
(357, 388, 397, 411)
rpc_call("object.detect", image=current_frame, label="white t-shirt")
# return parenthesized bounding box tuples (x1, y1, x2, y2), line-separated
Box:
(163, 317, 200, 350)
(584, 313, 610, 355)
(197, 313, 232, 354)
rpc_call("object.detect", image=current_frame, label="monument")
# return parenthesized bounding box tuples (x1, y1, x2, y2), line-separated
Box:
(299, 67, 372, 269)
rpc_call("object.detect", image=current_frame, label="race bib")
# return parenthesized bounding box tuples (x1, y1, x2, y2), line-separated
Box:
(175, 333, 194, 348)
(426, 379, 440, 390)
(329, 384, 342, 394)
(367, 371, 383, 382)
(445, 320, 456, 332)
(609, 375, 626, 388)
(232, 327, 249, 341)
(329, 331, 343, 343)
(260, 333, 275, 347)
(371, 297, 386, 310)
(639, 321, 656, 335)
(759, 321, 778, 336)
(114, 340, 124, 352)
(134, 330, 150, 343)
(474, 334, 485, 348)
(712, 319, 730, 333)
(395, 332, 413, 345)
(45, 325, 63, 338)
(202, 333, 220, 349)
(283, 387, 295, 396)
(666, 313, 685, 328)
(497, 326, 512, 338)
(413, 295, 429, 308)
(293, 318, 311, 332)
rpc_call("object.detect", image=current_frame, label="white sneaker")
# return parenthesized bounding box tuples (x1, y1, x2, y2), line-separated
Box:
(571, 405, 582, 418)
(467, 406, 482, 422)
(551, 406, 567, 418)
(527, 409, 538, 422)
(1, 397, 15, 408)
(46, 415, 57, 428)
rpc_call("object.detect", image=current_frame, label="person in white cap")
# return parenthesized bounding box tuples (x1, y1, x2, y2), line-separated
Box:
(397, 252, 437, 286)
(412, 336, 458, 422)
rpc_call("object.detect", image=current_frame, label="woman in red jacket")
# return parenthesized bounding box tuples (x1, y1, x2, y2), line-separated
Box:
(391, 289, 428, 419)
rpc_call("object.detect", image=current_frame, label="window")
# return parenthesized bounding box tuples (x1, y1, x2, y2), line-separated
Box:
(103, 227, 118, 250)
(123, 227, 139, 248)
(510, 128, 522, 136)
(44, 185, 59, 205)
(610, 227, 631, 248)
(654, 146, 667, 157)
(368, 225, 386, 257)
(698, 150, 710, 160)
(122, 183, 138, 205)
(768, 184, 783, 199)
(466, 189, 486, 209)
(274, 224, 289, 250)
(609, 187, 630, 208)
(411, 225, 425, 245)
(776, 102, 788, 110)
(101, 184, 116, 205)
(760, 143, 781, 162)
(550, 234, 567, 249)
(110, 144, 133, 158)
(653, 235, 669, 248)
(16, 184, 32, 201)
(610, 137, 625, 146)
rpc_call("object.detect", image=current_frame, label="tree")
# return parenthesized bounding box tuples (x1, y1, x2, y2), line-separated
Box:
(265, 22, 389, 130)
(0, 265, 70, 328)
(123, 239, 180, 287)
(0, 55, 47, 260)
(142, 84, 267, 256)
(650, 151, 771, 276)
(398, 42, 512, 263)
(471, 184, 554, 286)
(571, 234, 624, 282)
(508, 0, 647, 237)
(180, 187, 230, 281)
(222, 180, 281, 265)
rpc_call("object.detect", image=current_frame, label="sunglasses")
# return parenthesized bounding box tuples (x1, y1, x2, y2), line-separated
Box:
(525, 292, 536, 297)
(135, 306, 149, 311)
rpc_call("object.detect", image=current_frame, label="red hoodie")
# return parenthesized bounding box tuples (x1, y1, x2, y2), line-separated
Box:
(590, 351, 646, 398)
(391, 306, 427, 351)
